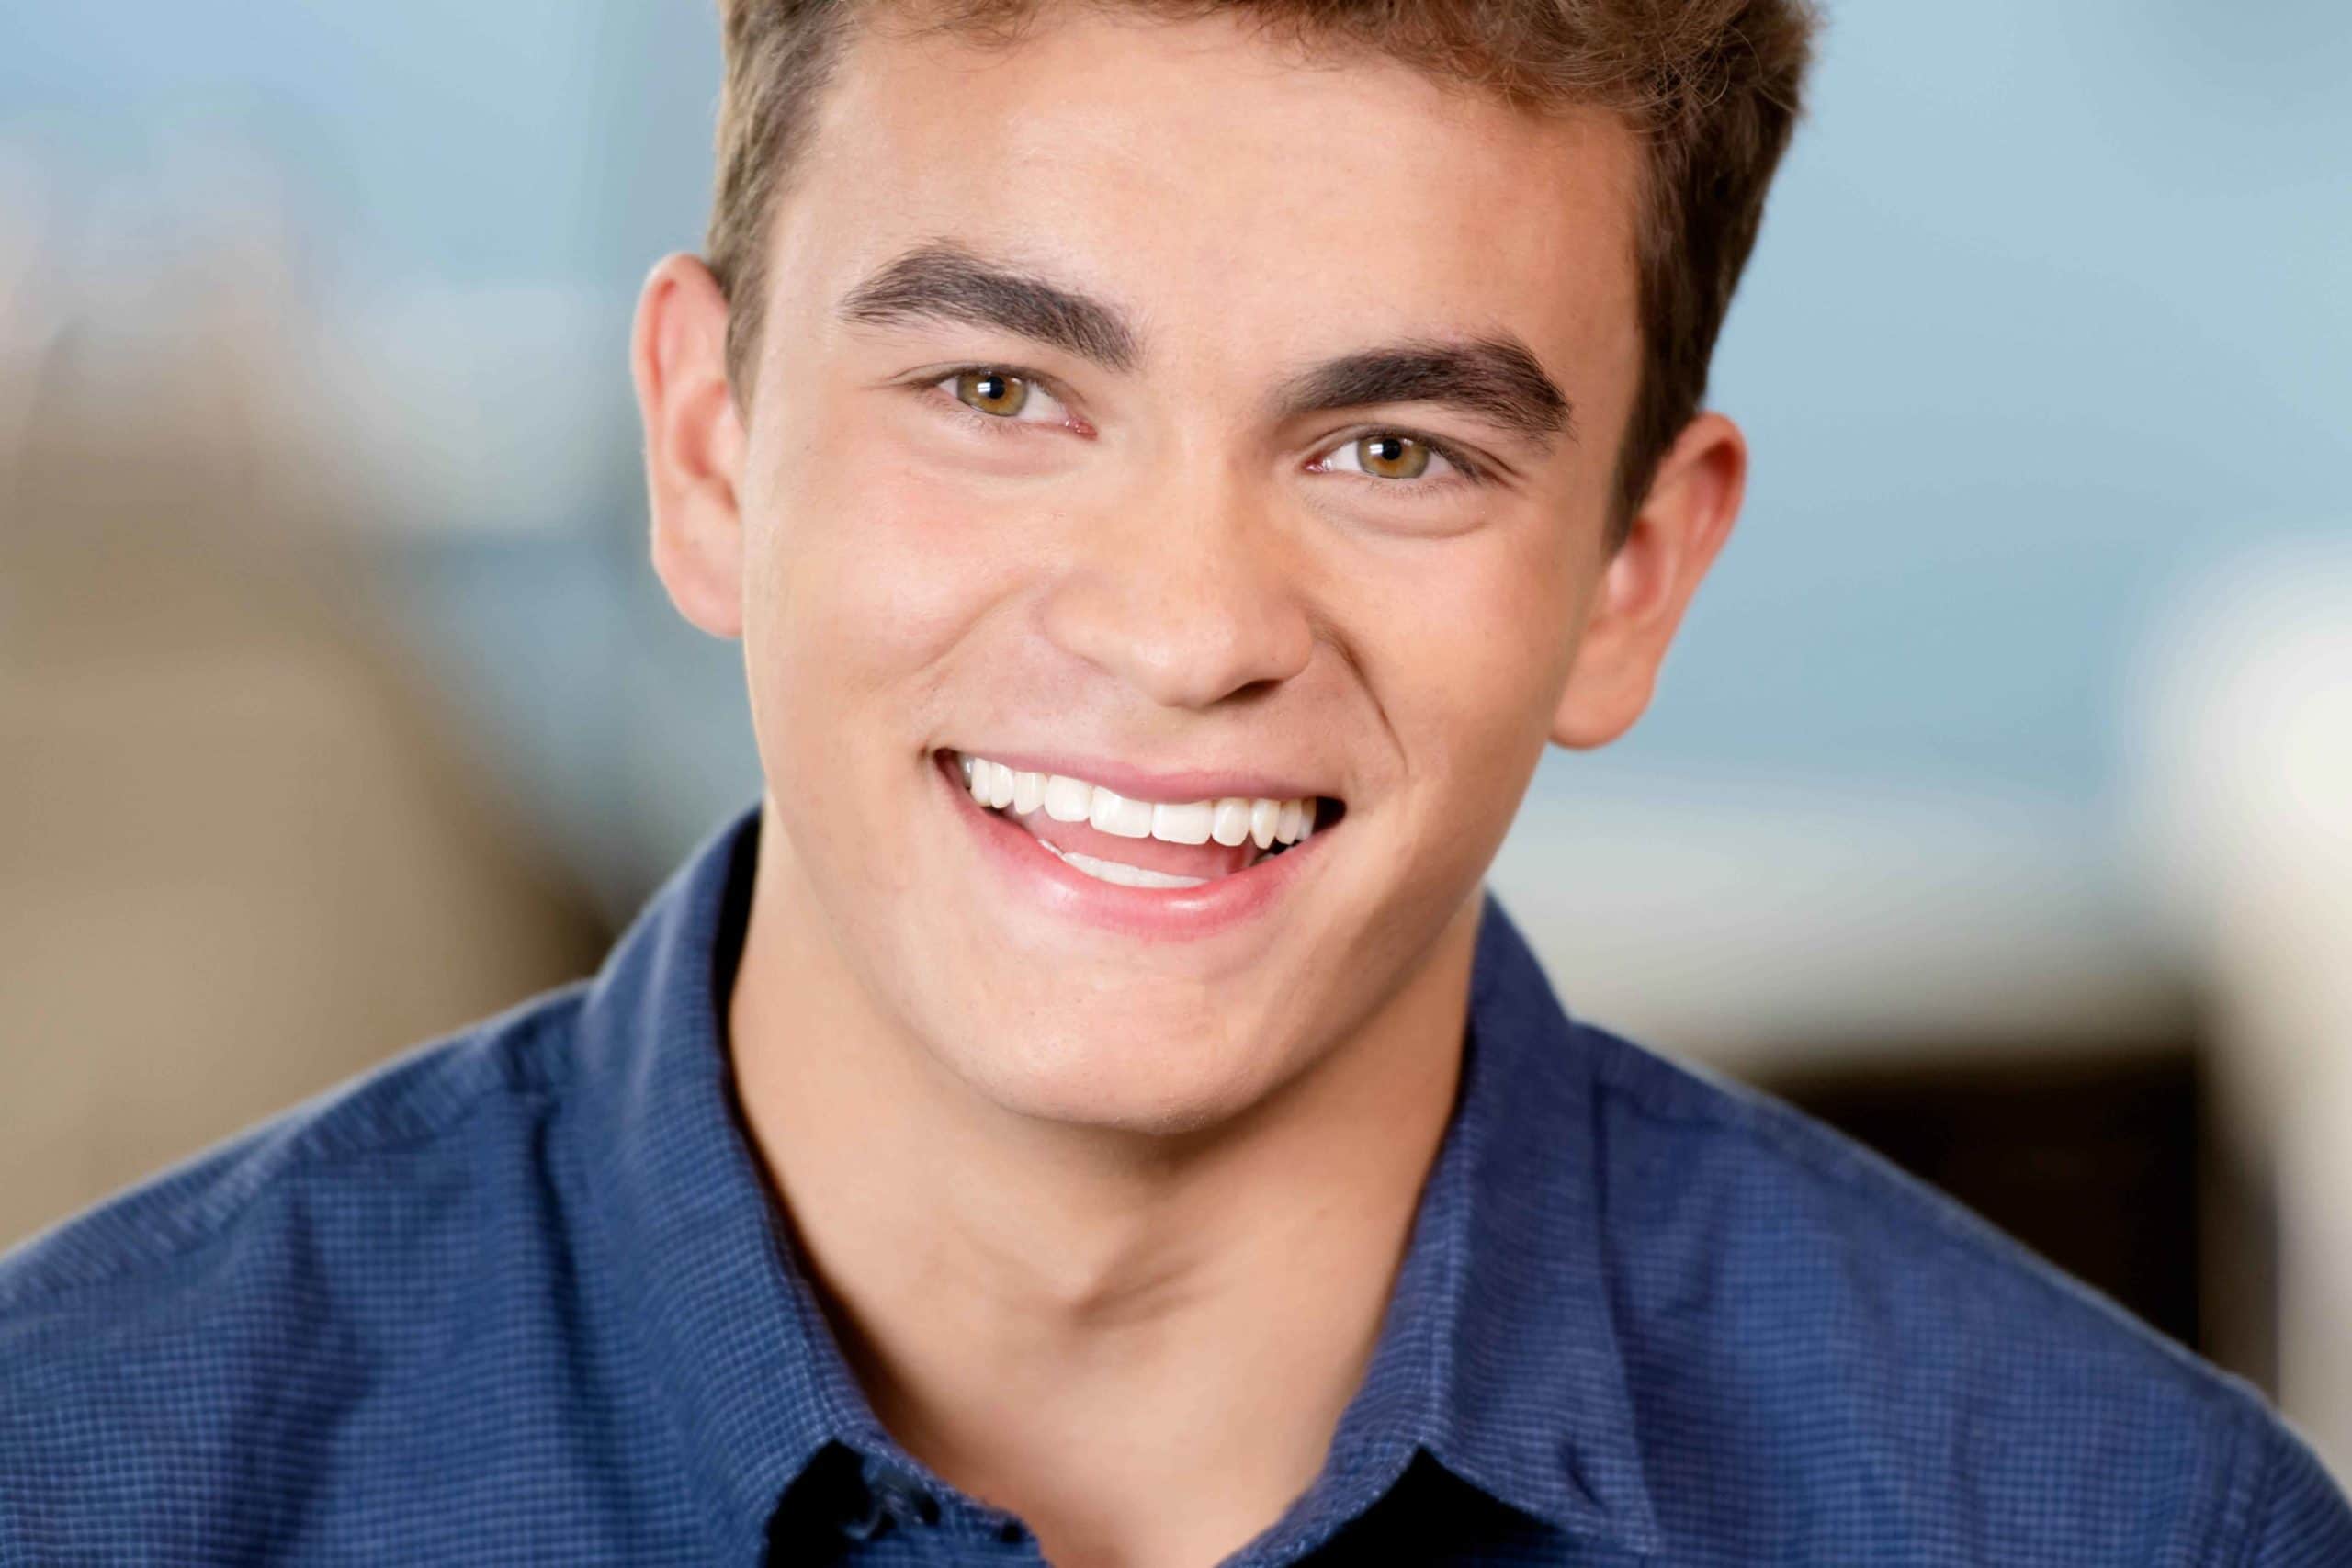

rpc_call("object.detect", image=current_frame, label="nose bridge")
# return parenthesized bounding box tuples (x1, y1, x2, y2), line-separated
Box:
(1040, 454, 1312, 711)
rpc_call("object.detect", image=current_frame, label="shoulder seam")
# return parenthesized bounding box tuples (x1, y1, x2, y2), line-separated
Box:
(0, 986, 587, 1314)
(2225, 1412, 2284, 1568)
(1577, 1019, 2265, 1415)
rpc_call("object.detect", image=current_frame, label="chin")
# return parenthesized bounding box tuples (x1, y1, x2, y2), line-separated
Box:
(929, 1000, 1297, 1139)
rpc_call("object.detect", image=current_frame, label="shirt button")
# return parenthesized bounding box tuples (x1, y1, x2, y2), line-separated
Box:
(863, 1461, 941, 1527)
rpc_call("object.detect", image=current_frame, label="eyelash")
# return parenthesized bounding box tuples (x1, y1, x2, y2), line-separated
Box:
(916, 363, 1491, 490)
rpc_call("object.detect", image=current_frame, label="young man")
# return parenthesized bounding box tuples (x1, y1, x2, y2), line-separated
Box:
(5, 1, 2348, 1562)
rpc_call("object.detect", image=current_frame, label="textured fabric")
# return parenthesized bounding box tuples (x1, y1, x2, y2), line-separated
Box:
(3, 802, 2347, 1565)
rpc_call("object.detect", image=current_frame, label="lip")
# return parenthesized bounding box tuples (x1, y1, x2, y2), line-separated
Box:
(936, 752, 1331, 940)
(945, 749, 1336, 808)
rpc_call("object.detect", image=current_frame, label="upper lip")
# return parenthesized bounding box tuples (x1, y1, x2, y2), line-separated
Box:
(944, 749, 1340, 806)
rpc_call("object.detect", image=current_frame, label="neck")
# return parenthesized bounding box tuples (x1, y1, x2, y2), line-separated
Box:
(729, 801, 1477, 1568)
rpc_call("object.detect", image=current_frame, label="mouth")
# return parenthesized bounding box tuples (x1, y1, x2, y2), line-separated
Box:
(938, 750, 1344, 897)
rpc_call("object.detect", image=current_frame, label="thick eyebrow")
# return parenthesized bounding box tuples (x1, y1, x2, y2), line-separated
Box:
(836, 243, 1569, 448)
(1268, 339, 1573, 448)
(834, 242, 1141, 374)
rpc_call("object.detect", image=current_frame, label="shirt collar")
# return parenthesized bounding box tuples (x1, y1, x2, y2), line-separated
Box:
(1243, 892, 1661, 1562)
(1411, 893, 1662, 1552)
(566, 804, 886, 1555)
(566, 803, 1657, 1559)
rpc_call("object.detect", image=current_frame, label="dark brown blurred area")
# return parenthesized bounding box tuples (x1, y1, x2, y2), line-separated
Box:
(1774, 1037, 2278, 1400)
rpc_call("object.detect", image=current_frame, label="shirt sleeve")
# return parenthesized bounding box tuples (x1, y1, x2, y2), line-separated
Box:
(2242, 1420, 2352, 1568)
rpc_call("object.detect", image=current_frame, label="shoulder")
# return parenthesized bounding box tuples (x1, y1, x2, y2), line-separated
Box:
(1569, 1018, 2352, 1564)
(0, 983, 586, 1314)
(0, 983, 590, 1558)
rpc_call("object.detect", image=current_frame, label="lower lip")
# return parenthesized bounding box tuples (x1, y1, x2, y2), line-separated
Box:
(938, 756, 1329, 941)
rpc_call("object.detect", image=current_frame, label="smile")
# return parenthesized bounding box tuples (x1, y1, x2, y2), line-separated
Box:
(957, 750, 1318, 885)
(942, 750, 1340, 926)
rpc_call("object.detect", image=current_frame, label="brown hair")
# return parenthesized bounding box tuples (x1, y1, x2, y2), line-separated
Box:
(707, 0, 1818, 547)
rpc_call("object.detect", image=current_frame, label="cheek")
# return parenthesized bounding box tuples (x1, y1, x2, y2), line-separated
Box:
(1351, 520, 1592, 784)
(740, 422, 1035, 752)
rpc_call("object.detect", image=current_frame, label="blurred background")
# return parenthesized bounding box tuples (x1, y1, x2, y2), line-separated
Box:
(3, 0, 2347, 1482)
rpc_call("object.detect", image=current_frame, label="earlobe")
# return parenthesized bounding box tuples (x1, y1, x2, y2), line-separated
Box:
(632, 252, 749, 641)
(1548, 412, 1747, 750)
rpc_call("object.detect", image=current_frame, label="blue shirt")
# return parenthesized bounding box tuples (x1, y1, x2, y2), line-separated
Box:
(4, 804, 2347, 1566)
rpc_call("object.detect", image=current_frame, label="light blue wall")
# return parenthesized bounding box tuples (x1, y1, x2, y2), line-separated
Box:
(0, 2, 688, 287)
(1673, 0, 2352, 803)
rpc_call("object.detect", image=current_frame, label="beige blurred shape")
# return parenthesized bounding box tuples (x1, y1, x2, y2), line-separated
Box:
(0, 149, 606, 1250)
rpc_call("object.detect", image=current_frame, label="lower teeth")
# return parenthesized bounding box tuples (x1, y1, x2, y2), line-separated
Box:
(1037, 840, 1209, 889)
(966, 778, 1321, 886)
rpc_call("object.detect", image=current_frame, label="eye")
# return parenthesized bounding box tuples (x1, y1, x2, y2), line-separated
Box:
(947, 367, 1058, 422)
(1352, 434, 1429, 479)
(1312, 431, 1479, 485)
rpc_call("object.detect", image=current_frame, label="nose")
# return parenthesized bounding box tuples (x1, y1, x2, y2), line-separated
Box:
(1037, 463, 1315, 711)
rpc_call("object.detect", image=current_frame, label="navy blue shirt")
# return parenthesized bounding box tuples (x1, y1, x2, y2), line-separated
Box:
(4, 804, 2348, 1564)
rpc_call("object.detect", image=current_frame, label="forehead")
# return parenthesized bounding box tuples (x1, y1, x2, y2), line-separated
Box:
(775, 4, 1642, 377)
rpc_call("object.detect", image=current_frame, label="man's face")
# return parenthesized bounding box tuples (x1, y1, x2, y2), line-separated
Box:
(678, 6, 1707, 1132)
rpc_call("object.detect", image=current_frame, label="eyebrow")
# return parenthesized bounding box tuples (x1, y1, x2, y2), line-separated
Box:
(1267, 340, 1572, 448)
(836, 241, 1572, 447)
(835, 241, 1142, 374)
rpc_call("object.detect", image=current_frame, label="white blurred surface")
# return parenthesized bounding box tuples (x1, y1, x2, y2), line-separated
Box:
(2128, 538, 2352, 1475)
(1492, 768, 2180, 1072)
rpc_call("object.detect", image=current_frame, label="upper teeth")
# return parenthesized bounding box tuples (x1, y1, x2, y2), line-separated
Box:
(957, 753, 1315, 849)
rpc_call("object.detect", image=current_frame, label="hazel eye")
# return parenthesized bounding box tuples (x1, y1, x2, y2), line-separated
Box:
(1352, 434, 1431, 479)
(1319, 430, 1464, 483)
(953, 368, 1033, 417)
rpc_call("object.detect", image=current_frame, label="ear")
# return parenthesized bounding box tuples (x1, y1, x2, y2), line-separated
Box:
(632, 253, 748, 640)
(1550, 411, 1747, 750)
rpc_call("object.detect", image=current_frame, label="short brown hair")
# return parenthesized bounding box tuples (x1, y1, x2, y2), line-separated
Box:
(707, 0, 1818, 547)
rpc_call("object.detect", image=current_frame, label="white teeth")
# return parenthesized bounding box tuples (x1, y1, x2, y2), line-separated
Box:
(1053, 846, 1208, 889)
(1042, 773, 1092, 823)
(1089, 786, 1155, 840)
(957, 755, 1321, 856)
(1035, 838, 1209, 889)
(1151, 800, 1214, 845)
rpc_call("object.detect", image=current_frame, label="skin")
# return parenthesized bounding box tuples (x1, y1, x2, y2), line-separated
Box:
(631, 6, 1745, 1564)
